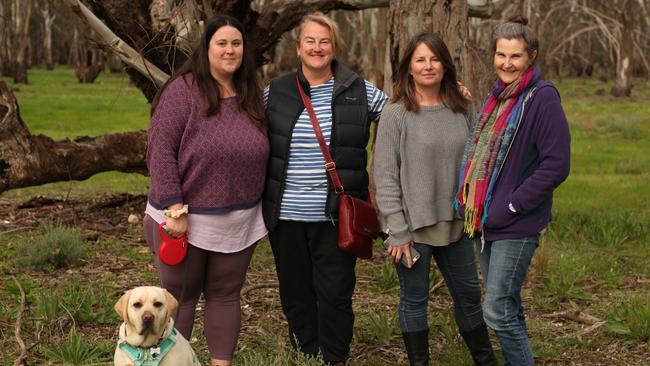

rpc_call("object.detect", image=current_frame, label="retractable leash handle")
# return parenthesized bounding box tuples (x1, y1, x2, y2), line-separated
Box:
(158, 222, 188, 266)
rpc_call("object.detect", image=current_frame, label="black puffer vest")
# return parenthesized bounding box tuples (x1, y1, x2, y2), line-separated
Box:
(263, 61, 371, 231)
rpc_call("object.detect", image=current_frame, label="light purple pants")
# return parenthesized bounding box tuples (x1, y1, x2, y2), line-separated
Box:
(143, 215, 256, 360)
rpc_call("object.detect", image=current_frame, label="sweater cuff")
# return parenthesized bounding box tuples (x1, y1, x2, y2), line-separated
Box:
(386, 232, 413, 247)
(385, 213, 413, 246)
(159, 196, 184, 209)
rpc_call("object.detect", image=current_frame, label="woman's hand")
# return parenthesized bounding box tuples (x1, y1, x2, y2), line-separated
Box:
(386, 241, 415, 268)
(164, 216, 188, 238)
(457, 81, 473, 100)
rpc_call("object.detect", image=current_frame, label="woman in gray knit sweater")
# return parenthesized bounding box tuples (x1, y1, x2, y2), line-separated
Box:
(374, 32, 497, 366)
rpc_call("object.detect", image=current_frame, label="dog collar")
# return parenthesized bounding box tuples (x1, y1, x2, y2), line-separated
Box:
(118, 328, 182, 366)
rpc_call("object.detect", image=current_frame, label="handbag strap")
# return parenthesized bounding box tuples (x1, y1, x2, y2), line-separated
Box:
(295, 75, 344, 195)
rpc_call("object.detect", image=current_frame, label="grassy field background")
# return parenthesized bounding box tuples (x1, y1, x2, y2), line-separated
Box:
(1, 68, 649, 365)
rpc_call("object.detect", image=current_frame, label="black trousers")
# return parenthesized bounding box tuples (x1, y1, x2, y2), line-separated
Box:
(269, 220, 357, 363)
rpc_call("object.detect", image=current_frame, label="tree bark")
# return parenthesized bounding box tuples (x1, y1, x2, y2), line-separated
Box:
(41, 0, 56, 70)
(385, 0, 491, 100)
(611, 0, 638, 97)
(0, 1, 11, 76)
(12, 0, 33, 84)
(0, 81, 147, 192)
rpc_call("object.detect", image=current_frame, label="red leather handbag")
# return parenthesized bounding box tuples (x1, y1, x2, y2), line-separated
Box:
(158, 222, 188, 266)
(296, 76, 378, 259)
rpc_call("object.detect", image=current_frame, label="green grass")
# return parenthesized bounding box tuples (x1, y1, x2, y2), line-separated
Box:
(2, 67, 149, 139)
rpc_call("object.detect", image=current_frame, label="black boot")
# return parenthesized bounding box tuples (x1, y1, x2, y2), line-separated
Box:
(460, 324, 498, 366)
(402, 329, 429, 366)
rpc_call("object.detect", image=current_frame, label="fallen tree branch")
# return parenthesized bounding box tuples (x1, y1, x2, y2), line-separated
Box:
(0, 81, 148, 193)
(12, 276, 27, 366)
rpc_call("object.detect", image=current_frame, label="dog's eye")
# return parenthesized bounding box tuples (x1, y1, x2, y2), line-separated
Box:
(153, 301, 163, 308)
(133, 302, 143, 309)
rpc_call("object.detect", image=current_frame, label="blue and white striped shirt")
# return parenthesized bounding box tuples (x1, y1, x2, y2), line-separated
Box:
(264, 77, 388, 221)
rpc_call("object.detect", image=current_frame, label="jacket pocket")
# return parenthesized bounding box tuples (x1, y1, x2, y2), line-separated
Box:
(483, 188, 518, 229)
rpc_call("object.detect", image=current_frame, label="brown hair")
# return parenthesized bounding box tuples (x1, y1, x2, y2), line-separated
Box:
(391, 32, 468, 114)
(491, 16, 539, 63)
(151, 15, 265, 130)
(295, 12, 346, 55)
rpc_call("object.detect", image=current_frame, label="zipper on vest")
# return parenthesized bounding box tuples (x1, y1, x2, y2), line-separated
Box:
(480, 232, 486, 253)
(276, 105, 303, 224)
(328, 214, 336, 227)
(324, 97, 338, 216)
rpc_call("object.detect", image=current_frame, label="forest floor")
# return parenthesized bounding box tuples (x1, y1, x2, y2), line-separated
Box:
(1, 193, 648, 365)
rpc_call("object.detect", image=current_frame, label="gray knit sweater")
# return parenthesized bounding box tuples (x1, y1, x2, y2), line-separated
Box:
(374, 102, 474, 246)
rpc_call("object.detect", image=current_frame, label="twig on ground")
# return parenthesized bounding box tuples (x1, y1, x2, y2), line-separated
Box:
(12, 276, 27, 366)
(0, 227, 33, 236)
(429, 279, 445, 296)
(578, 320, 607, 336)
(241, 282, 279, 298)
(622, 276, 650, 289)
(543, 309, 603, 325)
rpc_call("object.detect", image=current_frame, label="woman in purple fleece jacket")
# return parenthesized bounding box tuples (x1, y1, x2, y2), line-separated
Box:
(143, 15, 268, 366)
(456, 17, 570, 365)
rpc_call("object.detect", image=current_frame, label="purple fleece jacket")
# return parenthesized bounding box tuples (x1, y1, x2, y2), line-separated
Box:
(481, 80, 571, 241)
(146, 74, 269, 213)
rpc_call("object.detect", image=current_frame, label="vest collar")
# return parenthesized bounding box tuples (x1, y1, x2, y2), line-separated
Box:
(296, 60, 360, 98)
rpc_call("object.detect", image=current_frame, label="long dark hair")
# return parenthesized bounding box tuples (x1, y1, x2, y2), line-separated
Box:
(151, 15, 265, 130)
(391, 32, 468, 114)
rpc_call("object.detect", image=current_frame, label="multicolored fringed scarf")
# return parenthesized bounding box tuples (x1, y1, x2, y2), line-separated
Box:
(455, 65, 541, 237)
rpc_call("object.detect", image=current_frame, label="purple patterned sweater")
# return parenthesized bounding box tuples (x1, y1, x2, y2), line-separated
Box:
(146, 74, 269, 213)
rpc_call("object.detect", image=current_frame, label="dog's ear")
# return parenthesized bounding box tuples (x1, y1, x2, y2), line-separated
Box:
(163, 288, 178, 321)
(114, 289, 131, 322)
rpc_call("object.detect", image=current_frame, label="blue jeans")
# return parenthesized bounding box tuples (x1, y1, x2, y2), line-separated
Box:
(478, 235, 538, 366)
(396, 234, 485, 333)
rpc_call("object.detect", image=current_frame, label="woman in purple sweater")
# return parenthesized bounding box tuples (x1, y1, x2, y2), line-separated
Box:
(143, 15, 268, 366)
(456, 17, 570, 365)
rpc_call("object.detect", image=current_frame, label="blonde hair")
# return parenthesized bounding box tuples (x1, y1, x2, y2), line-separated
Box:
(295, 12, 345, 54)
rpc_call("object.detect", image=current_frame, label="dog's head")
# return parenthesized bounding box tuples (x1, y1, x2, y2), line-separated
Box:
(114, 286, 178, 347)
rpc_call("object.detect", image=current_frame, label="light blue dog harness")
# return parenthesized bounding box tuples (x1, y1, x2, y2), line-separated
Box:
(118, 328, 197, 366)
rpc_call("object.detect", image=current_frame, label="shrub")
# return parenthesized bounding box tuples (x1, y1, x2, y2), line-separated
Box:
(42, 327, 107, 365)
(14, 224, 90, 271)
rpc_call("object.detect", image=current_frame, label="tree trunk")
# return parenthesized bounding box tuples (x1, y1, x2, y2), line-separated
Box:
(332, 8, 388, 89)
(611, 0, 638, 97)
(12, 0, 33, 84)
(385, 0, 491, 101)
(0, 81, 147, 192)
(72, 25, 104, 84)
(0, 0, 10, 77)
(41, 0, 56, 70)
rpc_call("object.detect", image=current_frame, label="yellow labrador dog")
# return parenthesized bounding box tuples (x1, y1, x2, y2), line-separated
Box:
(114, 286, 200, 366)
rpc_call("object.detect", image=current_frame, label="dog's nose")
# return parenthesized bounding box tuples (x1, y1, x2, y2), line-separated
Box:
(142, 312, 155, 328)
